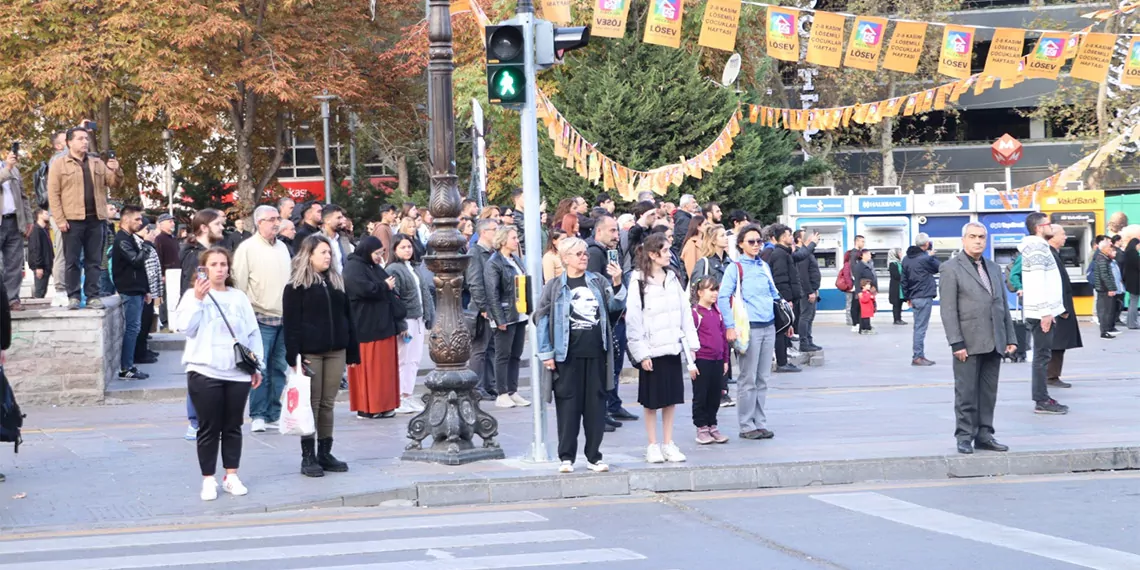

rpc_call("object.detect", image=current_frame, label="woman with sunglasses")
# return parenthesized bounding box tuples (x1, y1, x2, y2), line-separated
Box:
(626, 232, 699, 464)
(717, 224, 783, 441)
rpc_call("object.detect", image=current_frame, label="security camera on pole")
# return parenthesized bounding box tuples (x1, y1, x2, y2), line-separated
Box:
(485, 6, 588, 462)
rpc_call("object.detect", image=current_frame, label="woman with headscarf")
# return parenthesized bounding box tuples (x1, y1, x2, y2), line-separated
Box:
(887, 247, 906, 325)
(343, 236, 405, 422)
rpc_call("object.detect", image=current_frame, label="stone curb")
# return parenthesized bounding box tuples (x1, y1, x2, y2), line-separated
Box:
(223, 446, 1140, 514)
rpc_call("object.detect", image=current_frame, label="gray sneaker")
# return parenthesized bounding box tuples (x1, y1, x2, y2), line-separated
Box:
(1034, 399, 1069, 415)
(68, 298, 81, 310)
(88, 298, 105, 309)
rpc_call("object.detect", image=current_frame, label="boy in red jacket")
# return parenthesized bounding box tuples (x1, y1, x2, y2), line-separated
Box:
(858, 278, 877, 334)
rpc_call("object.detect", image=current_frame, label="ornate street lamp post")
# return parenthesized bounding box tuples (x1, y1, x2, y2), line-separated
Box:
(403, 0, 505, 465)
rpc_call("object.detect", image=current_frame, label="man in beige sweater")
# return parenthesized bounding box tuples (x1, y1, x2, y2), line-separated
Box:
(233, 205, 292, 433)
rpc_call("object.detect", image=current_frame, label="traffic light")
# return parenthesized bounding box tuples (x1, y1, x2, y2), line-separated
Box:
(536, 23, 591, 69)
(486, 24, 526, 107)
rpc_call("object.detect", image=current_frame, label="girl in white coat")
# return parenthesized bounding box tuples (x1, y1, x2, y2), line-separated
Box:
(626, 232, 700, 463)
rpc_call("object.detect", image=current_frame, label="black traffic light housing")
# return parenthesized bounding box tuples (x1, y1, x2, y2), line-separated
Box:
(486, 24, 526, 107)
(536, 22, 590, 70)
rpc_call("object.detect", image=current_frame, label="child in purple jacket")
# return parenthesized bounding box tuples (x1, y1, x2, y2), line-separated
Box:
(691, 277, 731, 445)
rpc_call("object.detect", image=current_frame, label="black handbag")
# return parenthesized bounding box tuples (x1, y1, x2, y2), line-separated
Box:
(207, 293, 261, 376)
(774, 299, 794, 335)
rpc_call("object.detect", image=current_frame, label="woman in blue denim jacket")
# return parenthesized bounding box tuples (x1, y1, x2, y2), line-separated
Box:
(717, 223, 783, 441)
(533, 237, 626, 474)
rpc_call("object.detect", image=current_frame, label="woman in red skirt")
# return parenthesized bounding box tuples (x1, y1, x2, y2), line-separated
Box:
(343, 236, 405, 420)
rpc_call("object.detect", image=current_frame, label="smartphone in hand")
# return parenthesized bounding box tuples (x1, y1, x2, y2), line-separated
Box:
(196, 266, 208, 281)
(607, 249, 619, 265)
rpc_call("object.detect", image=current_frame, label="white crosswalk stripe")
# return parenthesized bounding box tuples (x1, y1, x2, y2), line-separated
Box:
(0, 510, 648, 570)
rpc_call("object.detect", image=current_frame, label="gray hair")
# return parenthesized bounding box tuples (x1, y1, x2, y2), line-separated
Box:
(914, 232, 931, 248)
(474, 218, 499, 236)
(557, 237, 587, 259)
(492, 225, 517, 250)
(252, 205, 279, 224)
(679, 194, 696, 208)
(961, 222, 987, 237)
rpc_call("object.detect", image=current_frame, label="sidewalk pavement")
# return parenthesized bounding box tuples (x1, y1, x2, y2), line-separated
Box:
(3, 319, 1139, 531)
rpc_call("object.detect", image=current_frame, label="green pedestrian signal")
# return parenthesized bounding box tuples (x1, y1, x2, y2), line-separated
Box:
(485, 24, 526, 108)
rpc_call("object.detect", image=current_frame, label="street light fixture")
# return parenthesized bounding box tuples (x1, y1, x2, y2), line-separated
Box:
(314, 91, 337, 204)
(162, 128, 174, 216)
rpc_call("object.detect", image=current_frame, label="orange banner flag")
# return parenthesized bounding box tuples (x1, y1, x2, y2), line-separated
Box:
(1070, 32, 1117, 83)
(982, 28, 1025, 79)
(844, 17, 888, 71)
(806, 10, 846, 67)
(766, 6, 800, 62)
(697, 0, 742, 52)
(1123, 38, 1140, 86)
(883, 22, 928, 74)
(592, 0, 632, 39)
(643, 0, 685, 48)
(1024, 33, 1069, 79)
(937, 25, 975, 79)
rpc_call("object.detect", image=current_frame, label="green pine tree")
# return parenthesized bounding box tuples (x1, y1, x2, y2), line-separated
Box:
(537, 23, 825, 220)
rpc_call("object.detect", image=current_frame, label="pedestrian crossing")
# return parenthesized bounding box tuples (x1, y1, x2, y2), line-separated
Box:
(0, 510, 647, 570)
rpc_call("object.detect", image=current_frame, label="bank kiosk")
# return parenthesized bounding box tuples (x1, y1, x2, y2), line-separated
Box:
(976, 191, 1031, 310)
(785, 188, 850, 311)
(851, 191, 912, 310)
(1040, 190, 1104, 315)
(913, 188, 974, 266)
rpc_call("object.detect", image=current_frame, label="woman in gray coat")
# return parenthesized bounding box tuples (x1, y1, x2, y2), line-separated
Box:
(386, 235, 435, 414)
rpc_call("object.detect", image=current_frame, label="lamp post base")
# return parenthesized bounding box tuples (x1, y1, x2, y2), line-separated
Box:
(403, 367, 505, 465)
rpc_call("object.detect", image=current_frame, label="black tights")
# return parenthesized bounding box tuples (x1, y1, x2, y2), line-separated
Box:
(187, 372, 250, 476)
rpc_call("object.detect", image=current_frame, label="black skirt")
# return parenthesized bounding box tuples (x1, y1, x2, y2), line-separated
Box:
(637, 353, 685, 410)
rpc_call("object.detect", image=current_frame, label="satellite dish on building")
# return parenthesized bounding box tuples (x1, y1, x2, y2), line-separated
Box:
(721, 53, 742, 88)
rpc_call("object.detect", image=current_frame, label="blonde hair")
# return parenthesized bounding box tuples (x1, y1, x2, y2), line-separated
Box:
(290, 234, 345, 291)
(557, 237, 587, 261)
(492, 225, 518, 251)
(698, 225, 726, 258)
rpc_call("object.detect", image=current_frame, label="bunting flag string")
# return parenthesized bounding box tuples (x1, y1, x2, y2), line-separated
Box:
(535, 89, 743, 201)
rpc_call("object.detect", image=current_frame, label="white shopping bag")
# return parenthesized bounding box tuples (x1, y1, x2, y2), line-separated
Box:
(279, 357, 315, 436)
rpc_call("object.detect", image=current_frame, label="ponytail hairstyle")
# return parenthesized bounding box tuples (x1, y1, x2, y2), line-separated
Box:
(689, 275, 720, 306)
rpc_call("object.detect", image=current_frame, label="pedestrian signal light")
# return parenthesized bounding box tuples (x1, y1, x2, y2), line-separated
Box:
(486, 24, 526, 107)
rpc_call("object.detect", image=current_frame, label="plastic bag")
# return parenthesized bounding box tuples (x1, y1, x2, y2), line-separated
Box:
(279, 357, 315, 436)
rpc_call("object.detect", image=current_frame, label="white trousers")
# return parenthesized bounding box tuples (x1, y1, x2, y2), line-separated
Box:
(398, 318, 426, 395)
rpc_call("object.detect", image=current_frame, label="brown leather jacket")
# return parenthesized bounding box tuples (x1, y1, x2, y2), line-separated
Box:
(46, 153, 121, 222)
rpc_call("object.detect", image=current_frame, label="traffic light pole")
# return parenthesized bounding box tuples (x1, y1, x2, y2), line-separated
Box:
(516, 0, 552, 464)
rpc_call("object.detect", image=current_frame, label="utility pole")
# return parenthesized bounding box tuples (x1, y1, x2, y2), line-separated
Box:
(348, 112, 358, 185)
(162, 129, 174, 216)
(315, 91, 337, 204)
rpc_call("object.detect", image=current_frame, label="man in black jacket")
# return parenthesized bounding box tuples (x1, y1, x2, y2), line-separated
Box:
(793, 230, 822, 352)
(466, 218, 499, 400)
(28, 209, 53, 298)
(293, 201, 323, 246)
(767, 224, 803, 373)
(902, 233, 941, 366)
(585, 215, 639, 428)
(671, 194, 698, 255)
(112, 205, 152, 380)
(1091, 238, 1117, 339)
(624, 201, 656, 270)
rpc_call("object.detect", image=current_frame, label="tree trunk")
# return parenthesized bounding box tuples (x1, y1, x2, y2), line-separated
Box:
(881, 76, 898, 187)
(235, 128, 255, 214)
(396, 153, 409, 197)
(98, 97, 112, 155)
(1089, 15, 1117, 190)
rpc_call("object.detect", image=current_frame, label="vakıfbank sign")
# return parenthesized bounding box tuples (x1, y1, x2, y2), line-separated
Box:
(1041, 190, 1103, 212)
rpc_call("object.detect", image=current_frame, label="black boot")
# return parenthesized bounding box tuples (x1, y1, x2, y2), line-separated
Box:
(300, 437, 324, 478)
(317, 437, 349, 472)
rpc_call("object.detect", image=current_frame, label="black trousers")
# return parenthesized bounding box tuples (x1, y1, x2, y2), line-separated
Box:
(1097, 293, 1115, 334)
(32, 272, 50, 298)
(692, 358, 724, 428)
(860, 317, 872, 331)
(470, 316, 497, 395)
(775, 331, 789, 366)
(63, 218, 104, 300)
(136, 300, 154, 359)
(554, 357, 606, 464)
(952, 351, 1001, 443)
(891, 300, 903, 323)
(494, 322, 526, 395)
(849, 292, 861, 328)
(187, 372, 251, 476)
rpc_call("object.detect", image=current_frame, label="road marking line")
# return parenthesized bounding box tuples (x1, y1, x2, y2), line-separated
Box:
(811, 492, 1140, 570)
(318, 548, 647, 569)
(0, 530, 590, 570)
(0, 511, 546, 555)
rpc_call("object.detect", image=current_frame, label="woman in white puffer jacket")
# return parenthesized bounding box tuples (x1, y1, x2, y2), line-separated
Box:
(626, 232, 700, 464)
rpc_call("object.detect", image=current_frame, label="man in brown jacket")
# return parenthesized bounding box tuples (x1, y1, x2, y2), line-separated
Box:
(47, 127, 122, 309)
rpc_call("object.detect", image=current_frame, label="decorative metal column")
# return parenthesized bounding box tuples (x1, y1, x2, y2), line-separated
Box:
(403, 0, 504, 465)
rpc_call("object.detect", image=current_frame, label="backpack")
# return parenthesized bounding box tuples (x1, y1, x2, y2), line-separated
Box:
(836, 262, 854, 292)
(0, 368, 24, 453)
(32, 161, 50, 210)
(1004, 255, 1022, 293)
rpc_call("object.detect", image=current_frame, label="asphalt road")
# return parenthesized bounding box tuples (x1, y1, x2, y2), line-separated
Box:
(3, 471, 1138, 569)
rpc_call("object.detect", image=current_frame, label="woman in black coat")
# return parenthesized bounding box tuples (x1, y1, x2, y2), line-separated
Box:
(887, 247, 905, 325)
(1124, 238, 1140, 329)
(283, 234, 361, 478)
(485, 225, 530, 409)
(343, 236, 405, 421)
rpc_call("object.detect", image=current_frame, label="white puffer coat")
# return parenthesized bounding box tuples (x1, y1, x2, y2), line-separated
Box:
(626, 269, 699, 367)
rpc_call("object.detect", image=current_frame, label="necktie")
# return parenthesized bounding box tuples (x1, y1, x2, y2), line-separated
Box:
(975, 259, 992, 295)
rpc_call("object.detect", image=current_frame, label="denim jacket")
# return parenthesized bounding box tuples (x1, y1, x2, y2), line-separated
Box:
(716, 254, 781, 329)
(534, 271, 627, 365)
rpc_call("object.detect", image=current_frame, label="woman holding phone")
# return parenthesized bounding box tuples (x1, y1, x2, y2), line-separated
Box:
(283, 235, 361, 478)
(344, 236, 405, 418)
(385, 235, 433, 413)
(175, 246, 264, 501)
(485, 225, 530, 409)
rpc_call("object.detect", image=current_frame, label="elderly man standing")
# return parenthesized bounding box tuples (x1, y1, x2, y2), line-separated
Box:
(902, 233, 940, 366)
(940, 222, 1018, 455)
(233, 205, 292, 433)
(0, 149, 34, 311)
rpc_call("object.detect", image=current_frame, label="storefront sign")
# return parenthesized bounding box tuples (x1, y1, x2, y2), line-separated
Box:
(795, 197, 846, 214)
(855, 196, 910, 214)
(913, 194, 970, 213)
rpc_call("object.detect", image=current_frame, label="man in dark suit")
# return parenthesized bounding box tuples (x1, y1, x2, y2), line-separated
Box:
(939, 222, 1018, 455)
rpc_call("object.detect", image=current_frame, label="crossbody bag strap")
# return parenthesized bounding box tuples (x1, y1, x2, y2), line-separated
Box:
(206, 292, 239, 342)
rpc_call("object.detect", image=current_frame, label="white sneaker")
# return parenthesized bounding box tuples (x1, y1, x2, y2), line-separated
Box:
(509, 393, 531, 407)
(393, 402, 416, 414)
(587, 461, 610, 472)
(558, 460, 574, 473)
(222, 474, 248, 496)
(250, 418, 266, 433)
(495, 394, 515, 408)
(184, 425, 198, 441)
(851, 325, 860, 333)
(200, 476, 218, 501)
(264, 421, 280, 431)
(646, 443, 665, 464)
(661, 442, 687, 463)
(50, 291, 67, 308)
(408, 396, 425, 412)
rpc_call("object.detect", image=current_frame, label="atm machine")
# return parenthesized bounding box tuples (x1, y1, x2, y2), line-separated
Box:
(852, 191, 913, 301)
(1040, 190, 1104, 315)
(977, 206, 1029, 311)
(785, 187, 850, 312)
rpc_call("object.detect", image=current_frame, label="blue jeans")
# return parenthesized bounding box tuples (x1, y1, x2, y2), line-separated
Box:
(187, 395, 199, 429)
(911, 297, 933, 360)
(249, 323, 288, 422)
(99, 269, 116, 297)
(120, 294, 144, 371)
(607, 318, 627, 414)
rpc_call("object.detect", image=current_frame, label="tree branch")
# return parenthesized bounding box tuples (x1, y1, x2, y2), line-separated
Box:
(256, 111, 288, 194)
